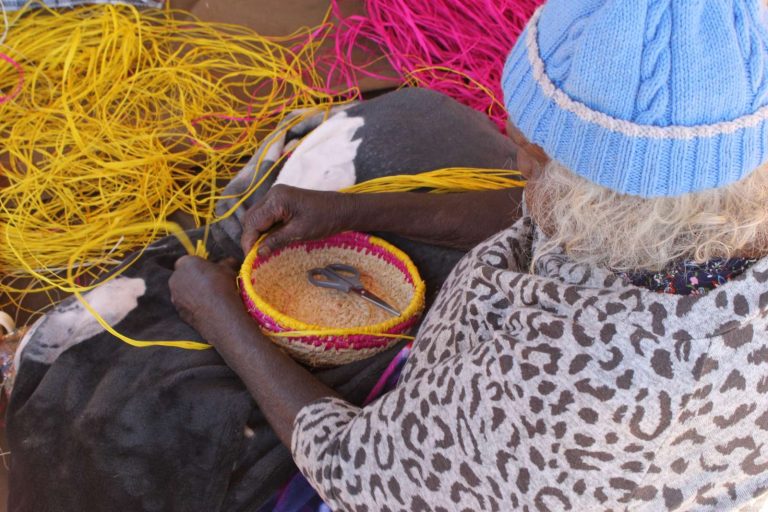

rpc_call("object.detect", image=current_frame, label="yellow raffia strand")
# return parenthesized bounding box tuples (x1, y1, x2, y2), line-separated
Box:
(341, 167, 523, 194)
(404, 65, 507, 120)
(67, 220, 212, 350)
(0, 4, 352, 325)
(268, 331, 414, 340)
(0, 4, 524, 351)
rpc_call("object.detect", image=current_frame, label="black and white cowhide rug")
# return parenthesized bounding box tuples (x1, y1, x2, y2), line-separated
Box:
(7, 88, 517, 512)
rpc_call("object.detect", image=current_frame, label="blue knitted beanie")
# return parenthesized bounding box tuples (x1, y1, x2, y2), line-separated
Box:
(503, 0, 768, 197)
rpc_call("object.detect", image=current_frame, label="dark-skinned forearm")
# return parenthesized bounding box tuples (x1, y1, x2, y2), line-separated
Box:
(344, 188, 523, 250)
(208, 298, 340, 447)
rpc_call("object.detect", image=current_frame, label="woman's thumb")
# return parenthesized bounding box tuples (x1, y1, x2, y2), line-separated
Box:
(257, 225, 300, 258)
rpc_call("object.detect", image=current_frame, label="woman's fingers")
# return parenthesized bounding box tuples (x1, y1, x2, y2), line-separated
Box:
(218, 257, 240, 272)
(174, 254, 202, 270)
(239, 185, 351, 256)
(241, 189, 289, 253)
(257, 222, 305, 257)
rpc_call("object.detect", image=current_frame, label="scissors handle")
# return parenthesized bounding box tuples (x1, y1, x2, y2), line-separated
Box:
(307, 263, 401, 317)
(307, 264, 361, 292)
(325, 264, 361, 280)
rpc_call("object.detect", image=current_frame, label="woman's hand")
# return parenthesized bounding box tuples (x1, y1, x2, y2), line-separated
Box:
(169, 256, 244, 343)
(240, 184, 524, 255)
(240, 184, 357, 257)
(170, 253, 342, 448)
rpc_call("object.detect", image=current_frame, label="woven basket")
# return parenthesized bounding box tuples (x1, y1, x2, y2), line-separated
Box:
(239, 232, 426, 367)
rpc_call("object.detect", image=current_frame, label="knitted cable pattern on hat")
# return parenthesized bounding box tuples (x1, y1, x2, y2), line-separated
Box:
(634, 0, 671, 125)
(543, 9, 592, 85)
(734, 1, 768, 110)
(502, 0, 768, 197)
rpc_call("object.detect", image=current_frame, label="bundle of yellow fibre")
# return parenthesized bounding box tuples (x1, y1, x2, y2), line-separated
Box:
(0, 4, 347, 319)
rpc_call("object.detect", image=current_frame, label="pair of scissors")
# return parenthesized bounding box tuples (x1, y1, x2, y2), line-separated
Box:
(307, 263, 401, 317)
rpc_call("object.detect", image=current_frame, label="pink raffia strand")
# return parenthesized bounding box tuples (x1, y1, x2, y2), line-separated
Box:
(326, 0, 543, 129)
(0, 52, 25, 105)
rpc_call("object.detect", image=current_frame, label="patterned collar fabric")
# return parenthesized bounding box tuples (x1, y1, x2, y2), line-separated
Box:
(618, 258, 758, 296)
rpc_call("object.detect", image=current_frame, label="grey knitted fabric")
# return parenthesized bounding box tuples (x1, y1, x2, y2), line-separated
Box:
(292, 215, 768, 511)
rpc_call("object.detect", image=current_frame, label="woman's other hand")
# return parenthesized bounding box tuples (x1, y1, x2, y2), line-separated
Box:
(240, 184, 524, 255)
(170, 252, 342, 449)
(169, 256, 242, 342)
(240, 185, 356, 257)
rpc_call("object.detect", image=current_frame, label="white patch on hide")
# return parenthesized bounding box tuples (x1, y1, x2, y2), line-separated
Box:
(15, 277, 147, 368)
(275, 111, 364, 191)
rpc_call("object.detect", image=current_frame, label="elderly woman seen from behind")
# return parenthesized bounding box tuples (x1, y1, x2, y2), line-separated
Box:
(170, 1, 768, 509)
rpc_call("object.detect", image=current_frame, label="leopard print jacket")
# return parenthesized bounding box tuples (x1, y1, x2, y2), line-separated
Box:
(292, 215, 768, 511)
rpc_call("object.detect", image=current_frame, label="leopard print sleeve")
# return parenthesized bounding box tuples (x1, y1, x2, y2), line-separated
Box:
(291, 339, 529, 511)
(292, 329, 671, 511)
(292, 215, 768, 511)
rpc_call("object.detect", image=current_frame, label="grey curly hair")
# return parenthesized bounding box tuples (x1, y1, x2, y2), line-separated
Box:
(527, 161, 768, 272)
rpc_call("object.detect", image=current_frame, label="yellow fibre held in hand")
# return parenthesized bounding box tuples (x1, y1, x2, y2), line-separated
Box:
(0, 3, 348, 319)
(341, 167, 523, 194)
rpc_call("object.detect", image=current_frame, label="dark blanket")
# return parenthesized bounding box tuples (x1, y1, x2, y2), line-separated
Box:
(8, 232, 404, 512)
(7, 88, 518, 512)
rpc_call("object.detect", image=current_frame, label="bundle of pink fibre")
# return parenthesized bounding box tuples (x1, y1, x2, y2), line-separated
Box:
(327, 0, 543, 130)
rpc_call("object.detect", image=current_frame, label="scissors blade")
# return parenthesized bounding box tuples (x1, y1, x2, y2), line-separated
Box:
(352, 288, 401, 317)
